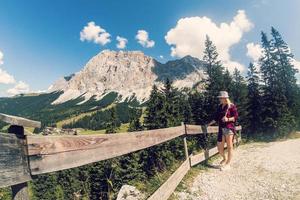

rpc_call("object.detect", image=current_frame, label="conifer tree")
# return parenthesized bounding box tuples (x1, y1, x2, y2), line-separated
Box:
(105, 107, 120, 133)
(202, 35, 225, 122)
(245, 62, 263, 136)
(259, 31, 294, 135)
(128, 108, 143, 132)
(270, 27, 300, 128)
(231, 68, 248, 126)
(161, 78, 182, 126)
(143, 85, 167, 129)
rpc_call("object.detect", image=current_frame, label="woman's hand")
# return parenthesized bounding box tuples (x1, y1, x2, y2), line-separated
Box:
(222, 116, 230, 122)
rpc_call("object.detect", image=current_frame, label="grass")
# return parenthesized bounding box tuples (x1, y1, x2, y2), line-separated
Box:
(77, 123, 130, 135)
(168, 155, 220, 200)
(56, 103, 116, 128)
(133, 160, 183, 198)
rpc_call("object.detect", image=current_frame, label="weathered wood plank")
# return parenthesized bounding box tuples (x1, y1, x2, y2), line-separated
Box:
(148, 159, 190, 200)
(0, 113, 41, 128)
(190, 151, 205, 167)
(185, 125, 218, 135)
(0, 133, 31, 188)
(27, 126, 184, 175)
(189, 136, 241, 167)
(186, 125, 242, 135)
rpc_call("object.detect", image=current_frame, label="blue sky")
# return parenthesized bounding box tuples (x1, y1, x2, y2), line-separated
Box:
(0, 0, 300, 96)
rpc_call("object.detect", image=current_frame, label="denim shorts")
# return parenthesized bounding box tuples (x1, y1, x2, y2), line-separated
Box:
(217, 128, 234, 142)
(222, 128, 234, 136)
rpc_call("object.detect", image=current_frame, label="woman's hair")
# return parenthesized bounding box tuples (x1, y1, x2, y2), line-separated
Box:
(226, 98, 232, 105)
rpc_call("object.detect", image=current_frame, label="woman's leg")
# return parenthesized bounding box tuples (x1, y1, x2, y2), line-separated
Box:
(225, 134, 234, 165)
(217, 135, 226, 164)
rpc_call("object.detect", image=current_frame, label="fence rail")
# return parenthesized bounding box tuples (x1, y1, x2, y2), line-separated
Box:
(0, 113, 242, 200)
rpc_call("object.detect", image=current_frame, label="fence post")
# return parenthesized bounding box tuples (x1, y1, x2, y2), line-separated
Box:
(181, 122, 190, 166)
(202, 125, 209, 162)
(8, 125, 29, 200)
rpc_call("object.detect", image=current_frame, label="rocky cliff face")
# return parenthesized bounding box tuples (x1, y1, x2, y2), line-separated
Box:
(49, 50, 207, 104)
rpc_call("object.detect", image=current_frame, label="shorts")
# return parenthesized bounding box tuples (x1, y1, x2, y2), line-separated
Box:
(217, 128, 234, 142)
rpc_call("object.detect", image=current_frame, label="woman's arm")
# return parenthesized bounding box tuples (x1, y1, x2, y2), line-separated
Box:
(224, 104, 238, 122)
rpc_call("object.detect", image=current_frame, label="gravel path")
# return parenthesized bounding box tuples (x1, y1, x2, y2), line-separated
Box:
(174, 138, 300, 200)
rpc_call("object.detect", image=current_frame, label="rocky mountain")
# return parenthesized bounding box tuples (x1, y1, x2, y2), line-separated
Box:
(49, 50, 207, 104)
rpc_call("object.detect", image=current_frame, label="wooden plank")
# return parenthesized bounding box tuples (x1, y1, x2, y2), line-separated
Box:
(0, 133, 31, 188)
(190, 152, 205, 167)
(27, 126, 184, 175)
(148, 159, 190, 200)
(186, 125, 219, 135)
(186, 125, 242, 135)
(0, 113, 41, 128)
(189, 135, 241, 167)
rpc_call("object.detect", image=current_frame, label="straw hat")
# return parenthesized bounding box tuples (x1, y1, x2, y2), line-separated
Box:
(217, 91, 229, 98)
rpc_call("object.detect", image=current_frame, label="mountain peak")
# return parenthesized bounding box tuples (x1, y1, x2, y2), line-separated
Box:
(50, 50, 207, 104)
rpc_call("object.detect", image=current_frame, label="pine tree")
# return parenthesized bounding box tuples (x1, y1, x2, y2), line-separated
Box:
(161, 78, 182, 127)
(203, 35, 222, 78)
(105, 107, 120, 134)
(222, 69, 233, 92)
(128, 108, 143, 132)
(270, 27, 300, 128)
(231, 68, 248, 126)
(144, 85, 167, 129)
(245, 63, 263, 136)
(259, 31, 294, 136)
(202, 35, 225, 122)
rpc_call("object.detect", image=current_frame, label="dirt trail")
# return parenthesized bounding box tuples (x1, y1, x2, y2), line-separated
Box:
(174, 138, 300, 200)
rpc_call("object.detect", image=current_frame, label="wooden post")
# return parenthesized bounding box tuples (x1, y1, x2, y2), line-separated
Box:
(8, 125, 29, 200)
(202, 125, 209, 161)
(181, 122, 190, 166)
(0, 113, 41, 200)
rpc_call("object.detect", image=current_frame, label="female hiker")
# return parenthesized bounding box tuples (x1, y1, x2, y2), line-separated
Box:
(207, 91, 238, 171)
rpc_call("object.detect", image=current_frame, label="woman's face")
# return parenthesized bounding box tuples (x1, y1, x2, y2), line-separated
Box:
(219, 97, 227, 104)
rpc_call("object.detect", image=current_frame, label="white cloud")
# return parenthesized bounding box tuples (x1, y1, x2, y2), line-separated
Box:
(7, 81, 30, 96)
(165, 10, 254, 73)
(135, 30, 155, 48)
(116, 36, 128, 49)
(292, 59, 300, 72)
(159, 55, 164, 59)
(80, 21, 111, 46)
(0, 50, 3, 65)
(0, 50, 15, 84)
(246, 42, 263, 62)
(0, 68, 15, 84)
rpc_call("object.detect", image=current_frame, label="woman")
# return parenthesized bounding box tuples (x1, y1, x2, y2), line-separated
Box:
(207, 91, 238, 171)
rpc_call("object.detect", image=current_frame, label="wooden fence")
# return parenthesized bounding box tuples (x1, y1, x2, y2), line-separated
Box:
(0, 113, 242, 200)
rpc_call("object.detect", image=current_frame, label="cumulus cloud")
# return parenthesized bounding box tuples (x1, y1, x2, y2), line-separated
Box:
(0, 68, 15, 84)
(246, 42, 263, 62)
(80, 22, 111, 46)
(7, 81, 30, 96)
(159, 55, 164, 59)
(246, 42, 300, 73)
(135, 30, 155, 48)
(116, 36, 128, 49)
(0, 50, 3, 65)
(292, 59, 300, 72)
(165, 10, 254, 72)
(0, 50, 15, 84)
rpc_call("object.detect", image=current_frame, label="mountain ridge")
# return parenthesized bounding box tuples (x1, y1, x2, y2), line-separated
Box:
(48, 50, 207, 105)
